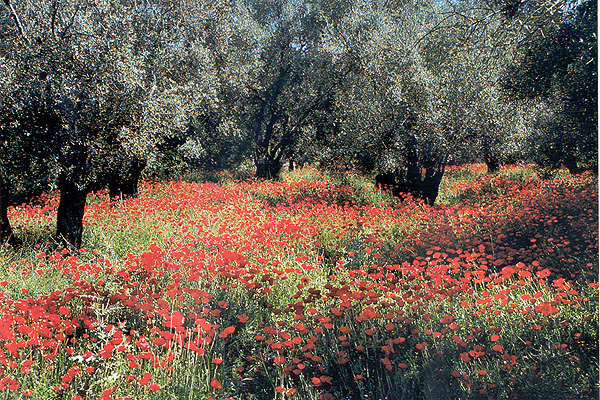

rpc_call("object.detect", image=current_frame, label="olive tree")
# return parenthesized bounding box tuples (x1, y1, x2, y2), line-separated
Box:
(195, 0, 358, 179)
(503, 0, 597, 173)
(0, 0, 216, 248)
(419, 0, 534, 172)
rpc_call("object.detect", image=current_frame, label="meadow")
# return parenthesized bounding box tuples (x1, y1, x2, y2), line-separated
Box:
(0, 165, 597, 400)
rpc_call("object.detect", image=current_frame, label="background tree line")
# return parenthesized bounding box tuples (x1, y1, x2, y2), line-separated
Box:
(0, 0, 596, 248)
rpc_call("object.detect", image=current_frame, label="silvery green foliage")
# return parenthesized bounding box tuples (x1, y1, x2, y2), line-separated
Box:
(191, 0, 360, 177)
(0, 0, 219, 187)
(419, 0, 526, 165)
(318, 0, 449, 170)
(502, 0, 597, 172)
(318, 0, 542, 171)
(1, 0, 586, 185)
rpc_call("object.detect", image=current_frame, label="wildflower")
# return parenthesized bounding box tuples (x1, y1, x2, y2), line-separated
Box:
(219, 326, 235, 338)
(138, 372, 152, 385)
(149, 383, 161, 391)
(238, 314, 249, 323)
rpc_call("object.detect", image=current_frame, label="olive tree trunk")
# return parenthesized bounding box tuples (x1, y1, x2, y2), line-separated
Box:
(56, 177, 88, 250)
(484, 152, 500, 174)
(109, 159, 147, 200)
(376, 163, 445, 206)
(0, 179, 13, 244)
(482, 140, 500, 173)
(255, 158, 283, 180)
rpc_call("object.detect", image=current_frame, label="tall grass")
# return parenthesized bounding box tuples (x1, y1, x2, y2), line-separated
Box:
(0, 165, 597, 399)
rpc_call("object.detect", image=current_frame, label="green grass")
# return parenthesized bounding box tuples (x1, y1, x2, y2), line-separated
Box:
(0, 164, 597, 400)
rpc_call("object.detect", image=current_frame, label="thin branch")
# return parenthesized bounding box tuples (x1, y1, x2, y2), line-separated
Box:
(50, 0, 60, 39)
(60, 2, 81, 40)
(3, 0, 30, 45)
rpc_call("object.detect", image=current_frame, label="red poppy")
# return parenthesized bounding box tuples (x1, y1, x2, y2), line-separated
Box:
(138, 372, 152, 386)
(219, 326, 235, 338)
(149, 383, 161, 391)
(274, 356, 286, 365)
(238, 314, 249, 323)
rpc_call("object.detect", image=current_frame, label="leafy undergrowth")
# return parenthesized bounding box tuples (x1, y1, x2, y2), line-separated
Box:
(0, 165, 597, 399)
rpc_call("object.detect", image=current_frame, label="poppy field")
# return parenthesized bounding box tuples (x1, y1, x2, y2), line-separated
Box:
(0, 165, 597, 400)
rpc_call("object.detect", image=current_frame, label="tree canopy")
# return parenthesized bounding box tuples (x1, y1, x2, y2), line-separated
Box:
(0, 0, 596, 246)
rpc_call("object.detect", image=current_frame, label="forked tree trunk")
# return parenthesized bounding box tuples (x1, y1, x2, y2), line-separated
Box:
(108, 180, 120, 200)
(56, 177, 88, 250)
(376, 163, 445, 206)
(421, 164, 445, 206)
(484, 153, 500, 174)
(482, 139, 500, 174)
(255, 158, 282, 180)
(109, 159, 146, 199)
(0, 179, 13, 244)
(564, 156, 579, 175)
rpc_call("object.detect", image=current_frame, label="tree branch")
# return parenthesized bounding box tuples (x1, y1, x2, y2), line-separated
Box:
(50, 0, 60, 39)
(3, 0, 30, 45)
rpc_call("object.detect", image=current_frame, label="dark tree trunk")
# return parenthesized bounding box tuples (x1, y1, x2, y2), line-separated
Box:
(109, 159, 146, 199)
(255, 157, 282, 180)
(108, 180, 120, 200)
(564, 156, 579, 174)
(376, 164, 445, 206)
(56, 178, 88, 250)
(0, 179, 14, 244)
(484, 153, 500, 174)
(421, 164, 445, 206)
(482, 140, 500, 174)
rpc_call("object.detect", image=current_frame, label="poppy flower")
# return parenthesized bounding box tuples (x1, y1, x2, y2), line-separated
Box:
(274, 356, 286, 365)
(238, 314, 249, 323)
(149, 383, 161, 391)
(219, 326, 235, 338)
(136, 372, 151, 386)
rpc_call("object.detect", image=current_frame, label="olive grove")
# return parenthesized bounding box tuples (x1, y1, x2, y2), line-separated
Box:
(0, 0, 596, 247)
